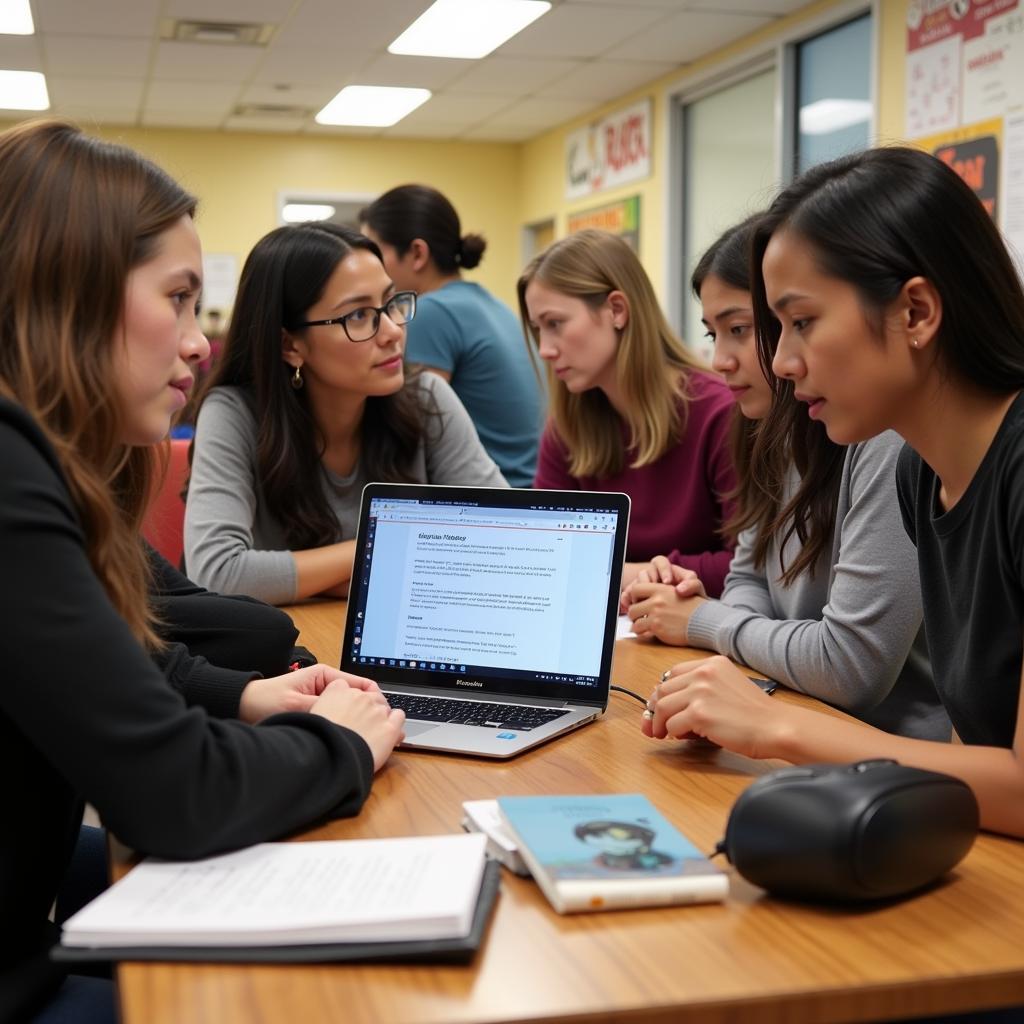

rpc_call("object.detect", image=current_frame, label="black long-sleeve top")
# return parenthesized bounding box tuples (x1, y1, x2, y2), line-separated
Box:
(0, 398, 374, 1022)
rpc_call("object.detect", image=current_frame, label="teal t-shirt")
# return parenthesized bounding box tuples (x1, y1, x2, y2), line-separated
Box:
(406, 281, 545, 487)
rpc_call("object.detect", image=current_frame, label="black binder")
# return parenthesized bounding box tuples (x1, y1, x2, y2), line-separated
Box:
(52, 859, 500, 966)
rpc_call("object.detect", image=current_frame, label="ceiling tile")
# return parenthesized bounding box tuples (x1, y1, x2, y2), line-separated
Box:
(497, 4, 668, 59)
(460, 122, 542, 142)
(33, 0, 160, 38)
(406, 92, 514, 122)
(162, 0, 296, 20)
(251, 47, 369, 87)
(606, 9, 774, 62)
(42, 35, 152, 79)
(444, 57, 582, 97)
(482, 96, 598, 130)
(240, 82, 337, 107)
(222, 114, 308, 131)
(272, 0, 425, 49)
(47, 77, 145, 107)
(0, 34, 43, 70)
(354, 53, 470, 91)
(142, 109, 226, 127)
(690, 0, 808, 14)
(538, 59, 677, 101)
(145, 79, 242, 111)
(151, 41, 264, 81)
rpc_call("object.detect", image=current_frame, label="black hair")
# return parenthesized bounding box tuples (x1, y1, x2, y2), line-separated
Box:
(691, 213, 763, 297)
(750, 146, 1024, 394)
(193, 222, 434, 550)
(694, 213, 843, 583)
(360, 184, 485, 273)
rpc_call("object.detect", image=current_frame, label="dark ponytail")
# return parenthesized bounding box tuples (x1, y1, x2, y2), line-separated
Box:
(360, 184, 485, 274)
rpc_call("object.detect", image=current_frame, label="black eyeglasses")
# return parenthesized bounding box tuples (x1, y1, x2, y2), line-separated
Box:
(294, 290, 417, 342)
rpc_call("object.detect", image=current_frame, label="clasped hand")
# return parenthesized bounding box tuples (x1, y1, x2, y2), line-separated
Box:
(620, 556, 708, 644)
(240, 664, 405, 772)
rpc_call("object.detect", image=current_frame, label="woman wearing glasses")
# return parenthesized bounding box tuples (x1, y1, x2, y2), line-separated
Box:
(185, 222, 506, 604)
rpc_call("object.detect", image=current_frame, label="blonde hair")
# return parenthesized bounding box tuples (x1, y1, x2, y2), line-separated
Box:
(518, 229, 704, 478)
(0, 121, 197, 647)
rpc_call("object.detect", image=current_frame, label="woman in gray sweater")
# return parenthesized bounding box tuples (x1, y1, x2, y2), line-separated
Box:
(185, 223, 506, 605)
(622, 217, 947, 741)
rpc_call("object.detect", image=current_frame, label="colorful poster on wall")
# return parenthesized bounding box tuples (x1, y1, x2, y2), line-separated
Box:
(1005, 112, 1024, 276)
(565, 100, 651, 201)
(906, 1, 1024, 281)
(567, 196, 641, 250)
(915, 117, 1003, 217)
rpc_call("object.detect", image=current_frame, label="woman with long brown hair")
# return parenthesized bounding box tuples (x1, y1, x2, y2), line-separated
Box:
(521, 229, 736, 597)
(184, 222, 506, 605)
(0, 121, 404, 1022)
(623, 217, 945, 740)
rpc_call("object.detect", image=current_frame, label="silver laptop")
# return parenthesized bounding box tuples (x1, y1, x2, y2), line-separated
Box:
(339, 483, 630, 758)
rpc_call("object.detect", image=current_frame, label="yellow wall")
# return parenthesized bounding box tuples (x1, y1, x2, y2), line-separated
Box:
(518, 0, 910, 300)
(95, 127, 523, 307)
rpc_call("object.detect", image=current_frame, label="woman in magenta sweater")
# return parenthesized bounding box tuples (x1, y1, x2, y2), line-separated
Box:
(519, 229, 736, 596)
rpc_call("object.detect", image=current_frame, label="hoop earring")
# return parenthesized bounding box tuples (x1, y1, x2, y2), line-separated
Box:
(291, 365, 304, 389)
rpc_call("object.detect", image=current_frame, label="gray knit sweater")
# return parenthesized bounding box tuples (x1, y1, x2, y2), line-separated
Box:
(686, 430, 949, 741)
(184, 374, 507, 604)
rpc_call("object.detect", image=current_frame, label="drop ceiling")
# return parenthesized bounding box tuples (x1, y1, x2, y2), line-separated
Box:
(6, 0, 812, 141)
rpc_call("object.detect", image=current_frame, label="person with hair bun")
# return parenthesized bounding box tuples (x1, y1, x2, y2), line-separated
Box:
(361, 184, 544, 487)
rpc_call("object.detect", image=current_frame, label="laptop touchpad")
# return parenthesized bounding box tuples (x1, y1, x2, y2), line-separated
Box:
(402, 721, 443, 738)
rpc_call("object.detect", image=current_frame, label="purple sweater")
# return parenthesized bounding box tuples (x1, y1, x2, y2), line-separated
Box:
(534, 370, 737, 597)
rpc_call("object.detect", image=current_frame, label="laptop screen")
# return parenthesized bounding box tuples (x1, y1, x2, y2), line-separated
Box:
(340, 484, 630, 705)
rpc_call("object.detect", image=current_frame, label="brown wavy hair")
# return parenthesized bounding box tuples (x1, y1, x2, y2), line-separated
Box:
(0, 120, 197, 646)
(518, 229, 706, 478)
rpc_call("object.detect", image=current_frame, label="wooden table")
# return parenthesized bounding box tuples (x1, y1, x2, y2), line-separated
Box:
(117, 601, 1024, 1024)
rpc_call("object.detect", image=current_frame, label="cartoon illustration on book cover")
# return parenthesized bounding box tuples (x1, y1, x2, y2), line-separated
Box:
(574, 820, 673, 871)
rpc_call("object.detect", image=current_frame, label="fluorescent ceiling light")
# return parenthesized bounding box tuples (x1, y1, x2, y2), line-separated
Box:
(388, 0, 551, 59)
(799, 98, 872, 136)
(0, 0, 34, 34)
(0, 70, 48, 110)
(282, 203, 336, 223)
(315, 85, 431, 127)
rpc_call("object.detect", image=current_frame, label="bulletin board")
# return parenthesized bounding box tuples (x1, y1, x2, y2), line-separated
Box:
(904, 0, 1024, 273)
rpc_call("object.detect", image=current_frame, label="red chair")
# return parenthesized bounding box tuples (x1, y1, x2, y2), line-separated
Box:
(142, 438, 191, 568)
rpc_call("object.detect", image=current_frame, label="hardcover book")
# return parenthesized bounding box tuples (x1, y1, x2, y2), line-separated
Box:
(496, 793, 728, 913)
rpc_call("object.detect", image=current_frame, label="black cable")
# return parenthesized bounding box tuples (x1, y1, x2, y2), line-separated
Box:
(610, 683, 647, 706)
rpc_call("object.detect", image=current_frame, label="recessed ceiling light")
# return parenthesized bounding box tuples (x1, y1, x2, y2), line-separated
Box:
(282, 203, 336, 223)
(0, 0, 34, 35)
(388, 0, 551, 60)
(315, 86, 431, 127)
(0, 70, 48, 110)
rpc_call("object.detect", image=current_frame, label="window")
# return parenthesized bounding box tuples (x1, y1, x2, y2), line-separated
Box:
(794, 14, 872, 174)
(681, 68, 776, 361)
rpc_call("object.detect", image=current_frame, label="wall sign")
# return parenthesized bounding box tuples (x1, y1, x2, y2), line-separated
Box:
(565, 99, 652, 200)
(567, 195, 641, 250)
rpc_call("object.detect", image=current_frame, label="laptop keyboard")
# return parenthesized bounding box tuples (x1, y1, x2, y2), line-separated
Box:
(383, 692, 571, 732)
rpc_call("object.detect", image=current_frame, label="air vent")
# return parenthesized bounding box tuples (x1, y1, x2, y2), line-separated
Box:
(233, 103, 312, 119)
(160, 19, 276, 46)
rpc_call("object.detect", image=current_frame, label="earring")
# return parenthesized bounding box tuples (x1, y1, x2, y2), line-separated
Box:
(911, 338, 920, 348)
(291, 365, 304, 389)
